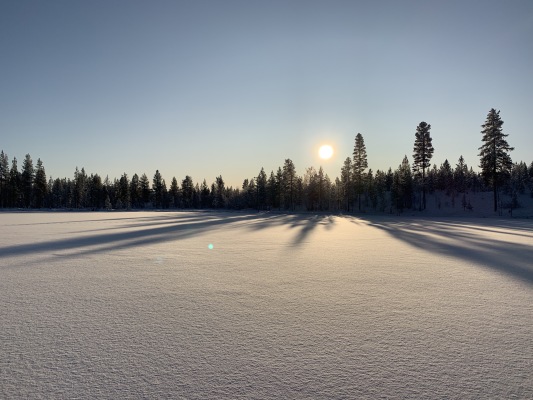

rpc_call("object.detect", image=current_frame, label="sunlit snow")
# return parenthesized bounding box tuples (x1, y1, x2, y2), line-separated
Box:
(1, 211, 532, 399)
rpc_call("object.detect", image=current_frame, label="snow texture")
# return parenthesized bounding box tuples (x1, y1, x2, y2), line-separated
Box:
(1, 211, 532, 399)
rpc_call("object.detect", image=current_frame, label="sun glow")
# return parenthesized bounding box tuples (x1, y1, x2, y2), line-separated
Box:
(319, 145, 334, 160)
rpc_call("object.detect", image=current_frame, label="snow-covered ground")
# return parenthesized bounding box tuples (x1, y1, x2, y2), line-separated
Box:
(1, 211, 532, 399)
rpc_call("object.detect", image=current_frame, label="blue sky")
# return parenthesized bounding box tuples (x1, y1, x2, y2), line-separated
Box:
(1, 0, 532, 187)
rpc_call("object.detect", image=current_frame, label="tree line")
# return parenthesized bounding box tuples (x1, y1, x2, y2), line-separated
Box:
(1, 108, 531, 213)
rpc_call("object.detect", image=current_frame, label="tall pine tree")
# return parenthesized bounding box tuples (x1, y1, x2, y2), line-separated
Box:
(478, 109, 513, 212)
(412, 121, 434, 210)
(353, 133, 368, 211)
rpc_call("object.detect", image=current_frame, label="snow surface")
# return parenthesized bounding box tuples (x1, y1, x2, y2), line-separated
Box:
(1, 211, 532, 399)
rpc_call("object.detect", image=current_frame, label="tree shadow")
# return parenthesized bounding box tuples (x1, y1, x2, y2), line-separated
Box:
(0, 211, 336, 262)
(351, 216, 533, 285)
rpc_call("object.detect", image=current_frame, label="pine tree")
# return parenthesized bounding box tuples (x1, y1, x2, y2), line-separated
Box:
(340, 157, 352, 211)
(282, 159, 297, 210)
(139, 173, 151, 206)
(21, 154, 34, 208)
(317, 166, 325, 210)
(353, 133, 368, 211)
(73, 167, 88, 208)
(161, 179, 169, 208)
(333, 177, 342, 210)
(170, 177, 180, 208)
(374, 170, 387, 212)
(214, 176, 225, 208)
(267, 171, 277, 209)
(130, 174, 141, 208)
(392, 156, 413, 213)
(181, 175, 194, 208)
(200, 179, 211, 208)
(412, 121, 434, 210)
(89, 174, 104, 209)
(303, 166, 318, 211)
(367, 169, 377, 210)
(454, 155, 468, 193)
(0, 151, 9, 207)
(478, 108, 514, 212)
(437, 159, 453, 193)
(153, 170, 163, 208)
(529, 161, 533, 197)
(256, 168, 267, 210)
(9, 157, 20, 207)
(118, 173, 131, 209)
(275, 167, 283, 210)
(33, 158, 47, 208)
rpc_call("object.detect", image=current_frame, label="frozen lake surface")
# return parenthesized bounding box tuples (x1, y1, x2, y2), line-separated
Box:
(1, 211, 532, 399)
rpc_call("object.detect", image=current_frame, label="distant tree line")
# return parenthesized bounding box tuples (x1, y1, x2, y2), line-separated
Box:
(1, 108, 531, 213)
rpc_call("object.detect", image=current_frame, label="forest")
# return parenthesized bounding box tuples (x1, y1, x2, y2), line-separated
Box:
(1, 109, 531, 214)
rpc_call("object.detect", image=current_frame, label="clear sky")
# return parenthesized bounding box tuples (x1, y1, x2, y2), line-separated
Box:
(1, 0, 532, 187)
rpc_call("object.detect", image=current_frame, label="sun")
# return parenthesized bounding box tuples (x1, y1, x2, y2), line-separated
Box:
(319, 145, 334, 160)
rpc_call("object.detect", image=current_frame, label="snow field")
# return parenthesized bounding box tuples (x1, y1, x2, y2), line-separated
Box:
(1, 211, 532, 399)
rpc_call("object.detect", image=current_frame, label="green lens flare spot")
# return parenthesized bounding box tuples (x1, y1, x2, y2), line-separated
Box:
(208, 244, 214, 250)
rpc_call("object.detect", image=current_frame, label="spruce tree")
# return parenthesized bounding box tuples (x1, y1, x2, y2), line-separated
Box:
(353, 133, 368, 211)
(412, 121, 434, 210)
(478, 109, 513, 212)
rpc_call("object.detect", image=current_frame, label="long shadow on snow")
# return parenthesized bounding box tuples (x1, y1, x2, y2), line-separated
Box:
(0, 212, 335, 259)
(350, 216, 533, 285)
